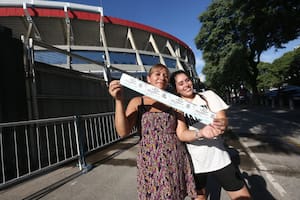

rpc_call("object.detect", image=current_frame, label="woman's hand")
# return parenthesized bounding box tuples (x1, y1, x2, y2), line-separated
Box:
(200, 124, 222, 138)
(108, 80, 123, 100)
(198, 117, 228, 139)
(211, 118, 227, 135)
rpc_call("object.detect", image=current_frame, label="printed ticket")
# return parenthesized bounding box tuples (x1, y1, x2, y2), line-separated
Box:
(120, 73, 215, 124)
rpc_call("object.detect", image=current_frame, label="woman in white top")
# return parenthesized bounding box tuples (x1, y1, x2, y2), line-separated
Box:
(170, 70, 251, 200)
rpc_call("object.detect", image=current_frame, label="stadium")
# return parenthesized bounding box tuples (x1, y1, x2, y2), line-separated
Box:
(0, 0, 200, 121)
(0, 0, 203, 188)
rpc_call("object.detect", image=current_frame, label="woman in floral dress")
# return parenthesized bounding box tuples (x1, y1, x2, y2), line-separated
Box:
(109, 64, 221, 200)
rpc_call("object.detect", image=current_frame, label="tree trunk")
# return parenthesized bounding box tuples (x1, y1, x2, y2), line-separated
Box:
(248, 53, 259, 105)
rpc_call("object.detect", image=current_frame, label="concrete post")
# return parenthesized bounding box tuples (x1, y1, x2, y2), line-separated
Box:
(271, 98, 275, 108)
(289, 97, 294, 110)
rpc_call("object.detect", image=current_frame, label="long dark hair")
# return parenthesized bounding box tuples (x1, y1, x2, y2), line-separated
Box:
(170, 70, 210, 109)
(169, 70, 191, 90)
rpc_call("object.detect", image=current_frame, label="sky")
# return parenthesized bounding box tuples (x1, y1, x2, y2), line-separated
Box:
(51, 0, 300, 79)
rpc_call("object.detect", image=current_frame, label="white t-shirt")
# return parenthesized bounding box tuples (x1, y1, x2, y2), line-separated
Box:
(186, 90, 231, 173)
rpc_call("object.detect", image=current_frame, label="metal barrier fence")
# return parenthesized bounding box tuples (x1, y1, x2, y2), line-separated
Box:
(0, 112, 135, 189)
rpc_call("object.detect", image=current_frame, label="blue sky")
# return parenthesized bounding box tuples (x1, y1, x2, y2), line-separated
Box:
(51, 0, 300, 78)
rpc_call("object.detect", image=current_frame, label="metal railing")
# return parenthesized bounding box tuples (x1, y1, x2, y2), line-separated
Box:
(0, 112, 135, 189)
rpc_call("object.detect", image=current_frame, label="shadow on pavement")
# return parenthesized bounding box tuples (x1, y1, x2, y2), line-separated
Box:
(231, 143, 276, 199)
(203, 133, 277, 200)
(227, 107, 300, 155)
(242, 172, 276, 200)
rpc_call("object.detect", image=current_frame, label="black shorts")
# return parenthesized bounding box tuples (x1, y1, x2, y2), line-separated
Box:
(194, 163, 245, 191)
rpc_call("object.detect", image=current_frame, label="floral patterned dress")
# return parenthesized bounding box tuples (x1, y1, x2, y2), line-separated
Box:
(136, 103, 197, 200)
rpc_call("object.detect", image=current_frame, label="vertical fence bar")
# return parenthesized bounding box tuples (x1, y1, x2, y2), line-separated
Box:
(36, 125, 41, 169)
(89, 118, 94, 150)
(25, 127, 31, 173)
(93, 117, 99, 148)
(74, 116, 93, 173)
(53, 124, 59, 163)
(108, 115, 113, 141)
(84, 120, 90, 151)
(101, 117, 107, 144)
(109, 115, 116, 141)
(67, 123, 74, 156)
(110, 115, 115, 141)
(45, 125, 51, 165)
(76, 116, 92, 173)
(73, 117, 82, 170)
(97, 117, 103, 146)
(61, 123, 67, 160)
(13, 128, 20, 178)
(105, 115, 110, 143)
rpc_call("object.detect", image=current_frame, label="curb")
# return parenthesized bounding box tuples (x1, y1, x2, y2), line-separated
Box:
(236, 134, 288, 199)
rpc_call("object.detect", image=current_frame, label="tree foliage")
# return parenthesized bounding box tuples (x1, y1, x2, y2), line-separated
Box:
(257, 47, 300, 90)
(196, 0, 300, 98)
(257, 62, 279, 89)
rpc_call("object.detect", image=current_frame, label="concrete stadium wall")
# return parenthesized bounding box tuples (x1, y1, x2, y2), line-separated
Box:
(34, 62, 113, 118)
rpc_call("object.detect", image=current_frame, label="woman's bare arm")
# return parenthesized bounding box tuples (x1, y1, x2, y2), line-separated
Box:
(176, 111, 221, 142)
(109, 80, 140, 137)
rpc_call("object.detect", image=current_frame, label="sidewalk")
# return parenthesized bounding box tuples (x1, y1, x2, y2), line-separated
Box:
(0, 136, 140, 200)
(1, 131, 283, 200)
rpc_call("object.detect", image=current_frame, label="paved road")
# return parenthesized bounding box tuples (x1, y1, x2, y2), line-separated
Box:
(227, 105, 300, 200)
(1, 105, 299, 200)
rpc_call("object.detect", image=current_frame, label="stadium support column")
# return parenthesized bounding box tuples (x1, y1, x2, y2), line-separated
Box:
(21, 35, 33, 120)
(166, 41, 180, 69)
(64, 5, 74, 70)
(21, 3, 40, 119)
(175, 47, 184, 70)
(23, 3, 41, 41)
(21, 36, 39, 120)
(99, 9, 111, 73)
(127, 28, 146, 72)
(149, 35, 165, 66)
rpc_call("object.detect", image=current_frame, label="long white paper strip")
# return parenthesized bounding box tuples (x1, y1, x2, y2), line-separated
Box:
(120, 73, 215, 124)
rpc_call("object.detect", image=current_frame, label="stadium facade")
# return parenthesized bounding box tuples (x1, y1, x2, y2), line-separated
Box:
(0, 0, 197, 74)
(0, 0, 200, 122)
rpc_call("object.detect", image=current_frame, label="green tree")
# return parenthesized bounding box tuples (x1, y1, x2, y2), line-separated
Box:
(196, 0, 300, 101)
(284, 47, 300, 86)
(203, 44, 251, 100)
(257, 62, 279, 90)
(258, 47, 300, 89)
